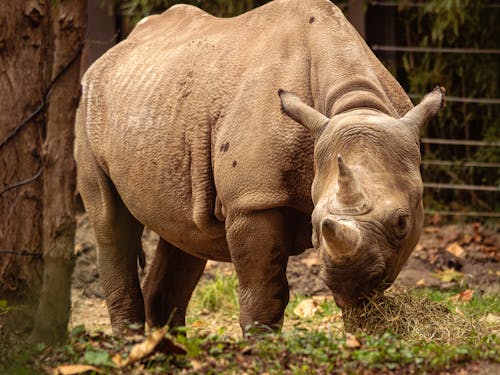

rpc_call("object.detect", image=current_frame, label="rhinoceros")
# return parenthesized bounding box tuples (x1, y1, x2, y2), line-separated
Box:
(75, 0, 445, 334)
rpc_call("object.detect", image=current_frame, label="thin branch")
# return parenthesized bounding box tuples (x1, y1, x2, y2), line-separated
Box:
(0, 102, 45, 149)
(0, 249, 43, 258)
(0, 167, 43, 196)
(0, 34, 87, 151)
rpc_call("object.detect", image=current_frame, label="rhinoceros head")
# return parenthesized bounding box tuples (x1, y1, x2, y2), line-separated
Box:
(279, 87, 445, 308)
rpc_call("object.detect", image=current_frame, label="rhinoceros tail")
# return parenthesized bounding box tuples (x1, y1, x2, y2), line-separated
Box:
(138, 246, 146, 271)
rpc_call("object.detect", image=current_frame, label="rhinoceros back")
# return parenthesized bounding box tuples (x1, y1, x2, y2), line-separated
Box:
(77, 0, 412, 257)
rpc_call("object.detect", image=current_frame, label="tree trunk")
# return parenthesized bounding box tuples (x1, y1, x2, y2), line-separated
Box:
(0, 0, 51, 332)
(0, 0, 86, 344)
(32, 0, 86, 343)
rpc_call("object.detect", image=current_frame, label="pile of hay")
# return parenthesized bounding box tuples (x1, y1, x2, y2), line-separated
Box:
(342, 288, 484, 344)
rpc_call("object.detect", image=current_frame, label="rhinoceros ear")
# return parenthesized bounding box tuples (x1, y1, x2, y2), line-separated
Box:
(278, 89, 330, 134)
(401, 86, 446, 133)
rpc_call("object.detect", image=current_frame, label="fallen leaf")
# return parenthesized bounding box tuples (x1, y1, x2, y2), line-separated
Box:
(111, 353, 124, 367)
(450, 289, 474, 304)
(53, 364, 101, 375)
(191, 319, 206, 327)
(124, 328, 186, 366)
(430, 213, 441, 225)
(432, 268, 464, 283)
(455, 307, 465, 317)
(424, 226, 440, 234)
(415, 278, 426, 287)
(345, 333, 361, 348)
(446, 242, 465, 258)
(293, 299, 322, 319)
(190, 359, 203, 371)
(241, 345, 254, 355)
(461, 234, 472, 245)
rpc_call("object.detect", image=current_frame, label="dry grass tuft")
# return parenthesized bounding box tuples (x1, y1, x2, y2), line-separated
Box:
(342, 288, 484, 344)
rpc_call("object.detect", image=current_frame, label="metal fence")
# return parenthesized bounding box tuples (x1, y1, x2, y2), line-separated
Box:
(358, 0, 500, 219)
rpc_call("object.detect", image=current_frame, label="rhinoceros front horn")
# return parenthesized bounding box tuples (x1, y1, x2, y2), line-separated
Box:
(321, 217, 361, 260)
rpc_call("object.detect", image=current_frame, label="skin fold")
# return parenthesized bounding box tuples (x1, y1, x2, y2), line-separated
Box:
(74, 0, 445, 334)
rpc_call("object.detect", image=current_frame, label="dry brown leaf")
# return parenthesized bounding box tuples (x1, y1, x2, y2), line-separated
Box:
(415, 278, 426, 287)
(432, 268, 464, 283)
(241, 345, 254, 355)
(424, 226, 440, 234)
(455, 306, 465, 317)
(112, 353, 125, 367)
(53, 364, 101, 375)
(124, 327, 186, 366)
(450, 289, 474, 304)
(446, 242, 465, 258)
(461, 234, 472, 245)
(293, 299, 322, 319)
(190, 359, 203, 371)
(191, 320, 206, 328)
(345, 333, 361, 348)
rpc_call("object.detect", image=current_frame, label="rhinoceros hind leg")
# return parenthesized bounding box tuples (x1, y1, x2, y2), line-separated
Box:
(77, 151, 145, 335)
(226, 209, 290, 333)
(143, 238, 206, 330)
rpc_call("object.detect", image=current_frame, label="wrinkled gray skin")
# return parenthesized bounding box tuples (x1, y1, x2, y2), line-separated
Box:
(74, 0, 445, 334)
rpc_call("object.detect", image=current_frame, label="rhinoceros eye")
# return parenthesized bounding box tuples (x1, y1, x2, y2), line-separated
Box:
(394, 211, 410, 239)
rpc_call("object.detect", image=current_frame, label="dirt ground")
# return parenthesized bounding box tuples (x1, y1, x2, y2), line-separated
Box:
(71, 213, 499, 333)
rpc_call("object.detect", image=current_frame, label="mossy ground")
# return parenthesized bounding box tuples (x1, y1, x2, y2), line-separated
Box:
(2, 271, 499, 375)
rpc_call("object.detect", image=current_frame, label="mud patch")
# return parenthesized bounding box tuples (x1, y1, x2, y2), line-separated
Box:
(71, 213, 498, 331)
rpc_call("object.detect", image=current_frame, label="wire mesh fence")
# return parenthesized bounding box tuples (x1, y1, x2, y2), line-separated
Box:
(363, 0, 499, 219)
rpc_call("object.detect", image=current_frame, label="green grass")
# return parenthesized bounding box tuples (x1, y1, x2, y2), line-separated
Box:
(1, 272, 499, 374)
(191, 272, 239, 314)
(415, 288, 500, 317)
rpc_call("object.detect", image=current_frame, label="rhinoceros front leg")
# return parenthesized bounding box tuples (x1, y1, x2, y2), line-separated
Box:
(143, 238, 206, 330)
(226, 210, 290, 333)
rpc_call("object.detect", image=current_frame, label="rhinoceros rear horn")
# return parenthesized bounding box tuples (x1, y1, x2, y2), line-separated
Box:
(321, 217, 361, 260)
(336, 155, 365, 207)
(278, 89, 329, 135)
(401, 86, 446, 133)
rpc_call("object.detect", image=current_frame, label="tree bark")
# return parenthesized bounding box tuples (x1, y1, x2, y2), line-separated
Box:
(32, 0, 86, 343)
(0, 0, 86, 344)
(0, 0, 51, 331)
